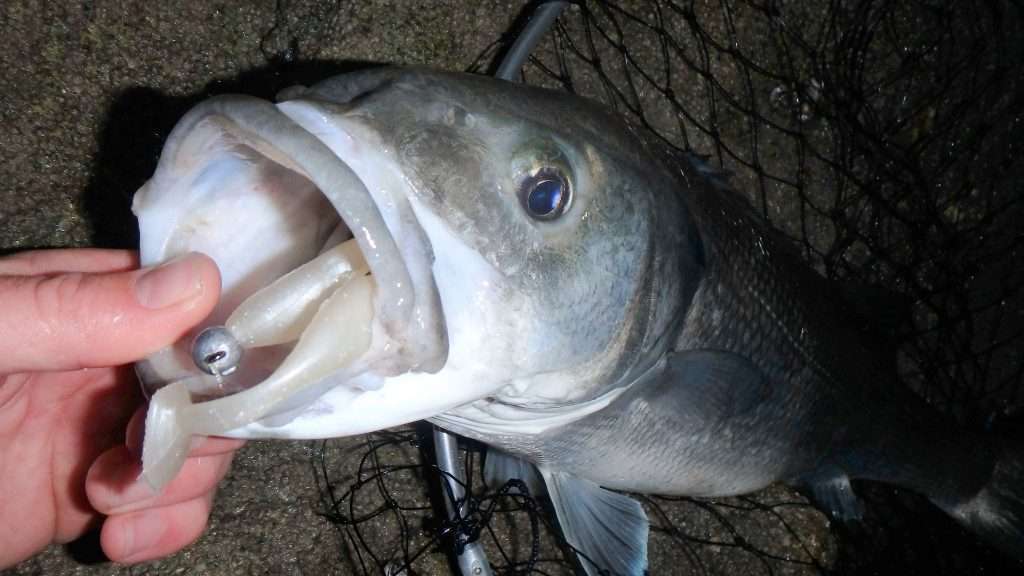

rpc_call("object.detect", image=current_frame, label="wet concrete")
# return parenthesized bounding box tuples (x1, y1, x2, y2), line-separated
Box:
(0, 1, 832, 574)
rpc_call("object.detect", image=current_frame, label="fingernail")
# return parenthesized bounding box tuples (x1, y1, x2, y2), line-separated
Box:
(133, 253, 204, 310)
(119, 509, 165, 561)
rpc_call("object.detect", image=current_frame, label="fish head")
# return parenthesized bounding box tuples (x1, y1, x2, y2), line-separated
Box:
(133, 67, 700, 485)
(320, 69, 700, 406)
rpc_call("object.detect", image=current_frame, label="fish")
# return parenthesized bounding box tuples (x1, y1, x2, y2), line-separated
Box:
(132, 66, 1024, 574)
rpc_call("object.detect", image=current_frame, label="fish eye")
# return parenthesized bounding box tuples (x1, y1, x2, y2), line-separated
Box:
(521, 169, 571, 220)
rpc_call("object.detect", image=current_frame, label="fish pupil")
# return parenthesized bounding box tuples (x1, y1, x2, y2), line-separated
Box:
(527, 178, 564, 218)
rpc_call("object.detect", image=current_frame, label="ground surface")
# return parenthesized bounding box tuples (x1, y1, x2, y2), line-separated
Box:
(0, 2, 834, 574)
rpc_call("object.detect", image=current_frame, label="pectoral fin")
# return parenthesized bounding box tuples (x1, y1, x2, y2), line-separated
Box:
(541, 469, 649, 576)
(661, 349, 770, 420)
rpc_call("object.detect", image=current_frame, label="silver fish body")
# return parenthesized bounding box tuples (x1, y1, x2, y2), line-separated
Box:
(134, 67, 1023, 574)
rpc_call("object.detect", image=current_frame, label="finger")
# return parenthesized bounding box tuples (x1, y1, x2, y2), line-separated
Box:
(0, 249, 138, 276)
(100, 492, 215, 564)
(87, 445, 234, 516)
(0, 252, 220, 374)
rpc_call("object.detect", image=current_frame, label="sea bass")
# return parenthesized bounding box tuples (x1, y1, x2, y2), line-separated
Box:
(133, 67, 1023, 574)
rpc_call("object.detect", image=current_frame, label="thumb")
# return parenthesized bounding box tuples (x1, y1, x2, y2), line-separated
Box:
(0, 253, 220, 374)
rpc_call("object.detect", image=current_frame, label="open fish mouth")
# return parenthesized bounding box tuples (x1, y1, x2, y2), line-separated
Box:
(132, 91, 447, 488)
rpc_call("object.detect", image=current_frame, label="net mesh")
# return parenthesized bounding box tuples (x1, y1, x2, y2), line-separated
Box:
(312, 427, 831, 575)
(278, 0, 1023, 574)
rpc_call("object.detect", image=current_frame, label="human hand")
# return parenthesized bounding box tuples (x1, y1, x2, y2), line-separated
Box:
(0, 249, 244, 568)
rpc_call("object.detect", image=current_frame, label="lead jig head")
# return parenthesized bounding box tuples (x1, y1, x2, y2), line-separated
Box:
(191, 325, 244, 376)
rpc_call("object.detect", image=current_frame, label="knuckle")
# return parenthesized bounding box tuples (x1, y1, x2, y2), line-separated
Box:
(29, 272, 90, 334)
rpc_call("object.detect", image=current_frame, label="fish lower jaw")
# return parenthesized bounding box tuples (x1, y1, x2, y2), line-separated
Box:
(139, 237, 387, 490)
(138, 234, 445, 490)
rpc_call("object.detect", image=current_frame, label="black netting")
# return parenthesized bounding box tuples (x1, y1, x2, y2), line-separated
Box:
(311, 426, 832, 575)
(277, 1, 1023, 574)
